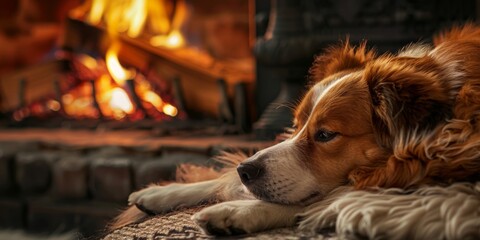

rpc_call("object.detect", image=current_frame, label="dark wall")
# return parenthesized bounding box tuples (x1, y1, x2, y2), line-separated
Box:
(254, 0, 478, 117)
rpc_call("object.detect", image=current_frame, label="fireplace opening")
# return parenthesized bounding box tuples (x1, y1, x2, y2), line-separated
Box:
(1, 0, 255, 134)
(10, 44, 181, 122)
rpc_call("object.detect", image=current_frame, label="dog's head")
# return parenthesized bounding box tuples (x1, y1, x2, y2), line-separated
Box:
(238, 42, 451, 205)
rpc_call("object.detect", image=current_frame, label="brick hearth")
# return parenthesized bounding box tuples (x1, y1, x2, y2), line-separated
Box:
(0, 129, 271, 238)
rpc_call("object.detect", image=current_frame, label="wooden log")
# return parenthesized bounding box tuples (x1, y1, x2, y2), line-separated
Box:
(0, 60, 67, 112)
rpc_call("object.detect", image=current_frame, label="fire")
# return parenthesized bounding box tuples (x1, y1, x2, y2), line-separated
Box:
(75, 0, 187, 49)
(46, 100, 61, 112)
(64, 0, 184, 120)
(78, 54, 98, 69)
(163, 104, 178, 117)
(61, 84, 97, 118)
(88, 0, 106, 25)
(126, 0, 147, 38)
(150, 0, 187, 48)
(105, 43, 133, 85)
(143, 91, 163, 107)
(150, 30, 185, 48)
(148, 0, 170, 34)
(109, 87, 134, 118)
(138, 79, 178, 117)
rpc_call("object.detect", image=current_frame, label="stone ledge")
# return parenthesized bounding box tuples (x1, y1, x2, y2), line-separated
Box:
(0, 129, 272, 150)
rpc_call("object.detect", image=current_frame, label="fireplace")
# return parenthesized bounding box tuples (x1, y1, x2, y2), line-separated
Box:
(1, 0, 255, 134)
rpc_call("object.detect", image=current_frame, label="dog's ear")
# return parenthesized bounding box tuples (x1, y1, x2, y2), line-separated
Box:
(309, 41, 375, 82)
(364, 59, 451, 149)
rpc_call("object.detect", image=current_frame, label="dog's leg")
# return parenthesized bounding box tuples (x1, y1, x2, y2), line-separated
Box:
(110, 170, 253, 230)
(109, 180, 221, 230)
(129, 170, 252, 213)
(128, 180, 220, 213)
(192, 200, 303, 235)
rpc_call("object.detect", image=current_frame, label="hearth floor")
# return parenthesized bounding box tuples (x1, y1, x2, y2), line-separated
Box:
(0, 128, 273, 238)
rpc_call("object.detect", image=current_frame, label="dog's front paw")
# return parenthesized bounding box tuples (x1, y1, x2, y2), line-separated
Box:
(128, 181, 218, 214)
(192, 201, 258, 235)
(192, 200, 301, 236)
(128, 185, 168, 214)
(128, 184, 191, 214)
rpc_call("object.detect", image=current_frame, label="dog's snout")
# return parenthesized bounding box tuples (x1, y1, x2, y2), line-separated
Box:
(237, 163, 264, 184)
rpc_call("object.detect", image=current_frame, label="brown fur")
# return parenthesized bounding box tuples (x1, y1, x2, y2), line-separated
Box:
(344, 25, 480, 189)
(309, 40, 376, 82)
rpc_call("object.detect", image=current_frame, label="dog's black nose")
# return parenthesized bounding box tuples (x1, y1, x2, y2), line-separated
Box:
(237, 163, 263, 184)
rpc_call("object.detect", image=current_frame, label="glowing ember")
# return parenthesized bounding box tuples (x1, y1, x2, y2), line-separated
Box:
(109, 87, 134, 116)
(62, 93, 74, 105)
(143, 90, 163, 107)
(46, 100, 61, 112)
(78, 54, 98, 69)
(106, 43, 133, 85)
(163, 104, 178, 117)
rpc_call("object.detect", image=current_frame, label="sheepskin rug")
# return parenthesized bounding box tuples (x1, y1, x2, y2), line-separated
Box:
(298, 182, 480, 240)
(104, 182, 480, 239)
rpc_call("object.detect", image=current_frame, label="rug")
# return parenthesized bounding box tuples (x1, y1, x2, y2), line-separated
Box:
(103, 207, 335, 240)
(103, 182, 480, 240)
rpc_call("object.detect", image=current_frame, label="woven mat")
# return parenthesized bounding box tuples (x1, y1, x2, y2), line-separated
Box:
(103, 207, 336, 240)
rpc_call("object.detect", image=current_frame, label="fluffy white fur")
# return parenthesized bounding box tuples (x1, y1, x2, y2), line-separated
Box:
(299, 182, 480, 240)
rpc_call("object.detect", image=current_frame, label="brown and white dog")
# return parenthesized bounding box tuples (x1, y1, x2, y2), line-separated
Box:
(112, 24, 480, 237)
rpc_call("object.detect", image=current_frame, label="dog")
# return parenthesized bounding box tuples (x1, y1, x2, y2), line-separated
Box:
(111, 24, 480, 237)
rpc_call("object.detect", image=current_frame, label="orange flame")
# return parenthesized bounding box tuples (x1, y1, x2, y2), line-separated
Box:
(148, 0, 170, 34)
(137, 78, 178, 117)
(78, 0, 173, 39)
(105, 42, 133, 85)
(150, 29, 184, 48)
(150, 0, 187, 48)
(61, 84, 97, 118)
(109, 87, 134, 119)
(88, 0, 106, 24)
(126, 0, 147, 38)
(78, 54, 98, 69)
(74, 0, 187, 49)
(67, 0, 183, 120)
(163, 103, 178, 117)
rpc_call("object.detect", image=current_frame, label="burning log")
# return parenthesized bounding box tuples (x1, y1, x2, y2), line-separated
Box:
(89, 79, 104, 118)
(0, 60, 66, 113)
(172, 76, 186, 113)
(125, 78, 148, 118)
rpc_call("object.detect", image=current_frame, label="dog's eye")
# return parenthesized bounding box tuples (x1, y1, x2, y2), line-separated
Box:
(314, 129, 338, 142)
